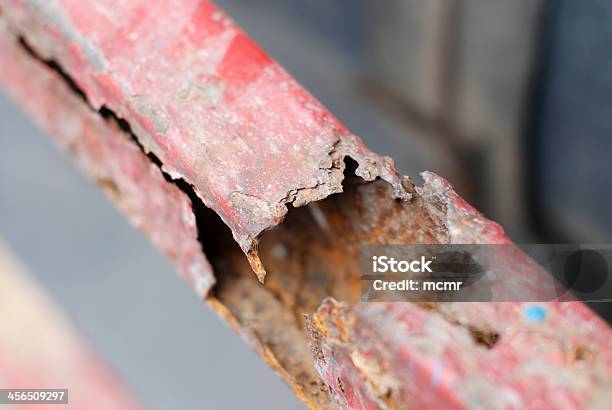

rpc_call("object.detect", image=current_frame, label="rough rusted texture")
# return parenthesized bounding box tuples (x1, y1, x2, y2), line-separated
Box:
(208, 172, 612, 409)
(1, 1, 611, 409)
(205, 177, 450, 407)
(305, 179, 612, 409)
(0, 241, 143, 410)
(0, 0, 408, 283)
(309, 298, 612, 410)
(0, 22, 214, 296)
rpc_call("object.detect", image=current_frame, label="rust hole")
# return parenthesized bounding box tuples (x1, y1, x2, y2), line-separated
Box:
(13, 31, 478, 409)
(571, 345, 594, 363)
(467, 326, 500, 349)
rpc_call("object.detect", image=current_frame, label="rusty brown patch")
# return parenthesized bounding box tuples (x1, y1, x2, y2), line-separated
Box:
(205, 179, 445, 407)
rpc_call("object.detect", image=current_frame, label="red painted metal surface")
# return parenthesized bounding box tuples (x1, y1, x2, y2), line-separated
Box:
(0, 0, 406, 284)
(0, 22, 214, 297)
(308, 175, 612, 408)
(0, 1, 610, 409)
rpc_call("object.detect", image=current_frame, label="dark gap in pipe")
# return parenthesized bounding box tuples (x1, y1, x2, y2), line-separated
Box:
(15, 34, 340, 405)
(17, 35, 234, 262)
(19, 36, 87, 102)
(15, 32, 508, 405)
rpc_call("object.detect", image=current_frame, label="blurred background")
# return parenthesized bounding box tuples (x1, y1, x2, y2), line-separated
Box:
(1, 0, 611, 409)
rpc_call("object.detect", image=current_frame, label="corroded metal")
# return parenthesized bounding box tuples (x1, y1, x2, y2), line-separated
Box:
(0, 0, 407, 285)
(0, 1, 610, 409)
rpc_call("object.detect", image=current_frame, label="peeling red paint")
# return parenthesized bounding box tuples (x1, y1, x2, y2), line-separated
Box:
(1, 1, 611, 409)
